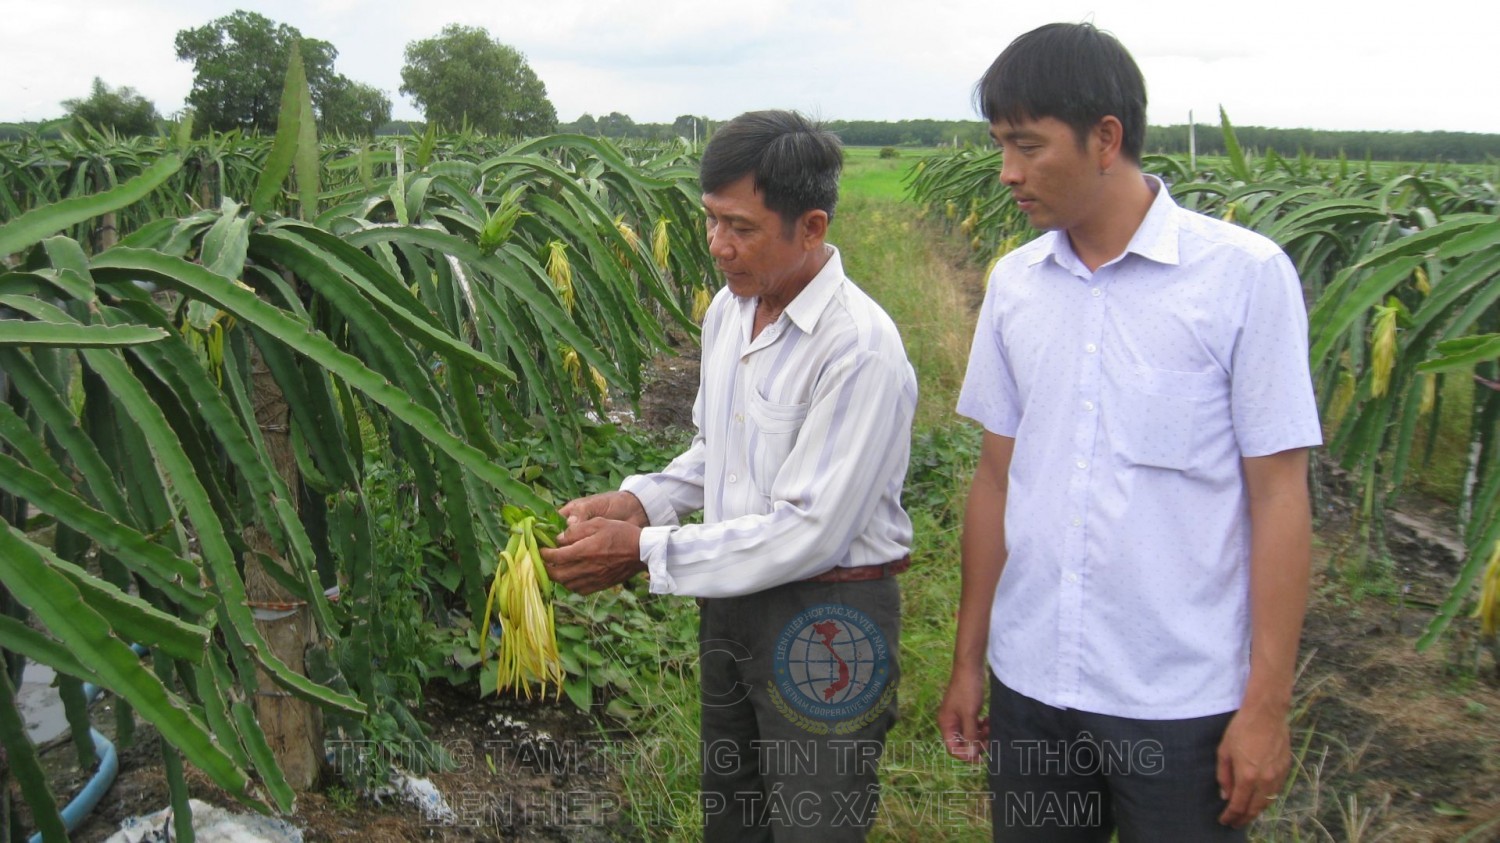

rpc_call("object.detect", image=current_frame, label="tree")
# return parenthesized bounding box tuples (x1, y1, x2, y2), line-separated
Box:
(318, 77, 392, 137)
(400, 25, 556, 137)
(596, 111, 636, 139)
(176, 11, 336, 133)
(62, 77, 160, 136)
(174, 10, 389, 137)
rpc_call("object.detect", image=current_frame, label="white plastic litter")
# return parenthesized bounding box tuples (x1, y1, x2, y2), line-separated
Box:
(392, 774, 457, 825)
(104, 799, 303, 843)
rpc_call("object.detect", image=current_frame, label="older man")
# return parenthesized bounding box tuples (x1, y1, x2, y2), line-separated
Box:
(542, 110, 917, 842)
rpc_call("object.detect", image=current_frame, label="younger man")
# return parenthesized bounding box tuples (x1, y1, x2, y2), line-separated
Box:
(938, 23, 1322, 841)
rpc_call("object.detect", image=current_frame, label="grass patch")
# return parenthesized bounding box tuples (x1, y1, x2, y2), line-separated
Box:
(861, 253, 989, 838)
(833, 188, 983, 428)
(871, 430, 989, 841)
(610, 653, 703, 841)
(841, 147, 944, 203)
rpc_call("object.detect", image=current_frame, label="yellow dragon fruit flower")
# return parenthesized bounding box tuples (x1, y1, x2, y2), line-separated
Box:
(561, 346, 582, 386)
(614, 214, 641, 252)
(692, 287, 712, 323)
(1369, 300, 1399, 397)
(611, 215, 640, 269)
(1476, 539, 1500, 637)
(545, 240, 574, 312)
(986, 235, 1021, 279)
(652, 218, 671, 271)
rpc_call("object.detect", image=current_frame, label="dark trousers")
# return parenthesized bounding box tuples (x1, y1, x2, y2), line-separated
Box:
(698, 577, 901, 843)
(988, 675, 1247, 843)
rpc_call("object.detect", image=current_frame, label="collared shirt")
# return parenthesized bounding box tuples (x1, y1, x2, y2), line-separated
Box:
(622, 245, 917, 598)
(957, 175, 1323, 720)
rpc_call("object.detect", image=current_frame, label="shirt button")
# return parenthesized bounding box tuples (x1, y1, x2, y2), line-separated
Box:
(1071, 516, 1082, 527)
(1091, 288, 1102, 298)
(727, 473, 739, 484)
(735, 413, 744, 423)
(1082, 400, 1095, 412)
(1064, 572, 1079, 583)
(1075, 460, 1088, 470)
(1085, 343, 1098, 354)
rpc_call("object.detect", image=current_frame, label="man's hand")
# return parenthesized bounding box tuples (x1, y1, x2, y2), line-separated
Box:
(539, 517, 646, 594)
(937, 665, 991, 763)
(1215, 702, 1291, 828)
(1217, 447, 1309, 829)
(558, 491, 650, 528)
(939, 433, 1012, 766)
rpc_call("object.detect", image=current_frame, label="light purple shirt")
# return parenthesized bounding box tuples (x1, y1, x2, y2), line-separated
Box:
(624, 246, 917, 598)
(957, 176, 1322, 719)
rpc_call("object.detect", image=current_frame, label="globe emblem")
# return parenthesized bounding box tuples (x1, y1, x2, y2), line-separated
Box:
(774, 604, 890, 721)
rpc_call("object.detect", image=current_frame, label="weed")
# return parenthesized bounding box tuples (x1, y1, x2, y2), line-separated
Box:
(325, 784, 359, 814)
(1343, 555, 1404, 603)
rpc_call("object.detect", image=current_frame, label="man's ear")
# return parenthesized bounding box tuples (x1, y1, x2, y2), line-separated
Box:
(800, 209, 829, 248)
(1094, 115, 1125, 171)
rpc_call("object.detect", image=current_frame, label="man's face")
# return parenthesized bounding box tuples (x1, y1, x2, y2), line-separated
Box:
(991, 116, 1101, 233)
(701, 174, 814, 306)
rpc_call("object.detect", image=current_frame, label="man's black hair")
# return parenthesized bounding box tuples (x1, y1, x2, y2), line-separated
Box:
(699, 110, 843, 228)
(975, 22, 1147, 162)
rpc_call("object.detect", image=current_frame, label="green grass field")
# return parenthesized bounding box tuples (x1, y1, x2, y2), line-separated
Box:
(841, 147, 992, 841)
(840, 146, 947, 203)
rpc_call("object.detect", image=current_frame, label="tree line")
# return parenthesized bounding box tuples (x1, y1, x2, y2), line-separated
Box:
(553, 116, 1500, 163)
(549, 117, 992, 147)
(1145, 124, 1500, 164)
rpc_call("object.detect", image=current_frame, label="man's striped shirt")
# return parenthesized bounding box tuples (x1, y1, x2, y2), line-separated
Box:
(623, 246, 917, 598)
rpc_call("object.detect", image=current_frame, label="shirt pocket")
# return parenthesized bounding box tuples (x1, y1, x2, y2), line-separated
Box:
(745, 388, 809, 496)
(1113, 364, 1221, 471)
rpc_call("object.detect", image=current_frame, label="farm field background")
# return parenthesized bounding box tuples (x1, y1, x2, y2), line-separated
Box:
(0, 114, 1497, 843)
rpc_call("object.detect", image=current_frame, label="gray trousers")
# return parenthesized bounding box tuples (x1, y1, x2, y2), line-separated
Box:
(988, 675, 1248, 843)
(697, 577, 901, 843)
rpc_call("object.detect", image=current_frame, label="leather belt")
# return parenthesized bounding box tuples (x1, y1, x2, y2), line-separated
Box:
(804, 555, 911, 583)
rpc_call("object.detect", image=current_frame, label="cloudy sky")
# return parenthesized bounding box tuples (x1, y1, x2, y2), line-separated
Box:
(3, 0, 1496, 134)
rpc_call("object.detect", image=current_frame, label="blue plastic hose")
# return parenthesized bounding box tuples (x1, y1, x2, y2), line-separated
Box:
(25, 646, 147, 843)
(25, 728, 119, 843)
